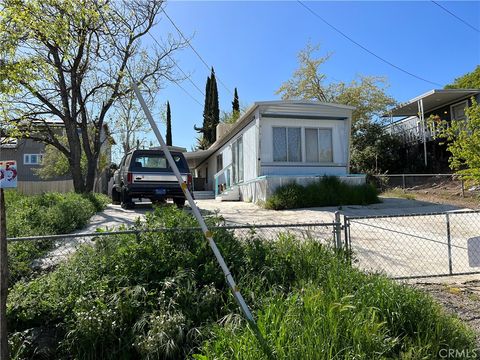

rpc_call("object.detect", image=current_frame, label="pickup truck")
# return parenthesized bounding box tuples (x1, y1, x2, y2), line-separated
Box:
(111, 149, 192, 209)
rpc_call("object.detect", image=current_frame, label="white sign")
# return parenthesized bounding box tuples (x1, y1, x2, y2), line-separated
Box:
(0, 160, 17, 188)
(467, 237, 480, 267)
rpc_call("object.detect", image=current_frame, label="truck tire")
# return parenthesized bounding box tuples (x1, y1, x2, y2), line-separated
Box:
(111, 188, 121, 205)
(174, 198, 186, 208)
(121, 189, 134, 209)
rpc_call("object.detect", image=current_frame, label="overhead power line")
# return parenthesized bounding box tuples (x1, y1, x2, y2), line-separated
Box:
(431, 1, 480, 34)
(108, 5, 205, 101)
(297, 1, 443, 87)
(161, 8, 235, 96)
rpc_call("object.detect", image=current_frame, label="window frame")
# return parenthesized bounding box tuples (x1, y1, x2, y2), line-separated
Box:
(304, 127, 333, 164)
(24, 153, 44, 165)
(272, 126, 302, 163)
(232, 136, 244, 184)
(450, 100, 469, 122)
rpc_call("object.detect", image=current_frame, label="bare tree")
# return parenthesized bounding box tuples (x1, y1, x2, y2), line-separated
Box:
(0, 0, 185, 192)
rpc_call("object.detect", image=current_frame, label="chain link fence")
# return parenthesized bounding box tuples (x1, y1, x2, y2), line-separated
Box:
(372, 174, 471, 197)
(7, 222, 340, 287)
(345, 210, 480, 279)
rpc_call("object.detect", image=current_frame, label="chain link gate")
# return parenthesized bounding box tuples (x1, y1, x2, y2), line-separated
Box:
(343, 210, 480, 279)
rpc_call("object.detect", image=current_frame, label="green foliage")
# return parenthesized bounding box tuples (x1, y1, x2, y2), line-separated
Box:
(195, 68, 220, 149)
(275, 43, 399, 174)
(445, 65, 480, 89)
(276, 43, 333, 102)
(265, 176, 379, 210)
(276, 43, 396, 125)
(5, 191, 108, 284)
(7, 207, 475, 359)
(200, 278, 475, 359)
(0, 0, 174, 193)
(350, 121, 404, 174)
(438, 99, 480, 183)
(34, 132, 109, 180)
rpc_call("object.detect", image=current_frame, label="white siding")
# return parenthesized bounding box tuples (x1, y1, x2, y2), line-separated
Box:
(197, 121, 258, 190)
(259, 116, 350, 176)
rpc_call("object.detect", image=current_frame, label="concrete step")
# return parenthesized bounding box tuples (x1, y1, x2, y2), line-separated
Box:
(215, 186, 240, 201)
(193, 191, 215, 200)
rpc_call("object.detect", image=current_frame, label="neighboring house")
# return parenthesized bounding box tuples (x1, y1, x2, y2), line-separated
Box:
(184, 100, 364, 203)
(0, 121, 113, 194)
(384, 89, 480, 171)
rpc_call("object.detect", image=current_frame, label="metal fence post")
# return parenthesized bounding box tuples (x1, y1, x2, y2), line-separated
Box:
(334, 211, 342, 250)
(446, 213, 453, 275)
(402, 174, 406, 190)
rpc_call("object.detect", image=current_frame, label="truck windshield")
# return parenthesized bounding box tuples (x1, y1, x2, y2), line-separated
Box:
(131, 153, 188, 172)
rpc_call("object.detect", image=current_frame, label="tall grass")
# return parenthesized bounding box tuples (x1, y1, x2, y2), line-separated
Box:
(265, 176, 380, 210)
(6, 207, 476, 359)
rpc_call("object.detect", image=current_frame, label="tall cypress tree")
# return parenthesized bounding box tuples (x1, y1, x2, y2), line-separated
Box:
(166, 101, 172, 146)
(194, 75, 211, 149)
(232, 87, 240, 113)
(208, 67, 220, 143)
(231, 87, 240, 122)
(194, 68, 220, 148)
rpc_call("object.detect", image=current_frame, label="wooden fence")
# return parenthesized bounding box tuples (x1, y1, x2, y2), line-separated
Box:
(16, 180, 74, 195)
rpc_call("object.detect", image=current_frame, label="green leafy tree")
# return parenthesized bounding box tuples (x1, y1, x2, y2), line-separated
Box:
(276, 43, 399, 173)
(0, 0, 184, 193)
(276, 43, 335, 102)
(439, 99, 480, 182)
(166, 101, 172, 146)
(350, 122, 403, 174)
(445, 66, 480, 89)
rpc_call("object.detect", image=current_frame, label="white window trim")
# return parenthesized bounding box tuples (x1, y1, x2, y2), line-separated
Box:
(272, 126, 302, 163)
(304, 127, 334, 164)
(450, 100, 469, 121)
(24, 153, 43, 165)
(272, 126, 335, 164)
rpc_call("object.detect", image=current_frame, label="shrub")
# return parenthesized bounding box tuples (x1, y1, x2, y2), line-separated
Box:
(265, 176, 379, 210)
(7, 207, 476, 359)
(5, 191, 109, 284)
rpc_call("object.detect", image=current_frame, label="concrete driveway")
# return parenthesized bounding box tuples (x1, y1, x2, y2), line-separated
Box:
(194, 197, 468, 225)
(194, 197, 480, 280)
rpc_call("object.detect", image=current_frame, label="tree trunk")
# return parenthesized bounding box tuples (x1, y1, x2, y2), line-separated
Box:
(0, 189, 9, 360)
(84, 156, 98, 193)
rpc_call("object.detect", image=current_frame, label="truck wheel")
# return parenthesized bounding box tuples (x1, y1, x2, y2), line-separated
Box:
(111, 188, 121, 205)
(121, 189, 134, 209)
(174, 198, 186, 208)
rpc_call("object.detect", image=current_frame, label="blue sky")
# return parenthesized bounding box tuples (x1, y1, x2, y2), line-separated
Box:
(141, 0, 480, 151)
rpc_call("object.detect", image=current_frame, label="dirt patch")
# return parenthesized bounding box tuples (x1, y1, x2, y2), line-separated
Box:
(416, 281, 480, 347)
(383, 177, 480, 209)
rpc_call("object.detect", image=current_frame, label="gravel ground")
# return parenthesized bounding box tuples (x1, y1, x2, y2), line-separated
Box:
(416, 279, 480, 348)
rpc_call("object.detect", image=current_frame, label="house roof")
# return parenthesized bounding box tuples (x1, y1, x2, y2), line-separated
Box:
(387, 89, 480, 117)
(184, 100, 355, 168)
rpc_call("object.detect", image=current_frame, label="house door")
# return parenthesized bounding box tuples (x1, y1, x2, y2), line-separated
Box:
(232, 137, 243, 184)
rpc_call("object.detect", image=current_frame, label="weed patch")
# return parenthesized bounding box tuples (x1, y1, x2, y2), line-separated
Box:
(6, 207, 475, 359)
(5, 191, 109, 283)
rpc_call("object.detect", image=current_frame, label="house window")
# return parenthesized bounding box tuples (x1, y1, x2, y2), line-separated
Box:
(451, 101, 468, 121)
(305, 128, 333, 163)
(232, 136, 243, 183)
(216, 154, 223, 173)
(273, 127, 301, 162)
(24, 154, 43, 165)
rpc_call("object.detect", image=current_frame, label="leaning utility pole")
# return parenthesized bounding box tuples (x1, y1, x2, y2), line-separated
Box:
(94, 4, 272, 358)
